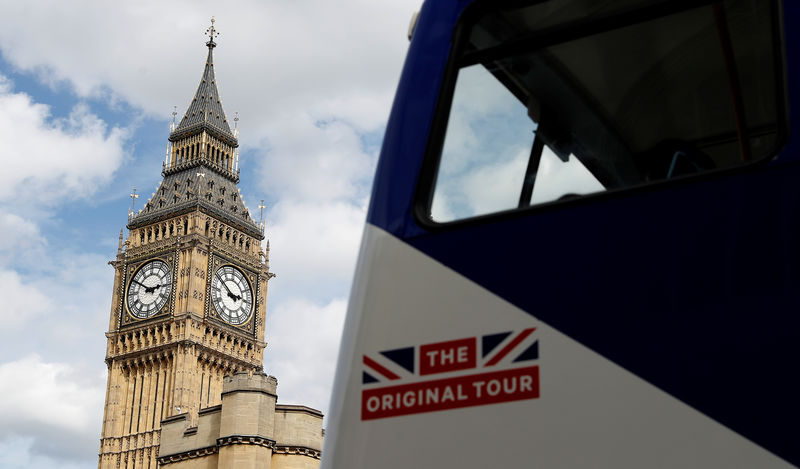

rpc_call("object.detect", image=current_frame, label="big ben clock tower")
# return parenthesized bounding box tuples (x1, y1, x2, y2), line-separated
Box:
(97, 19, 271, 469)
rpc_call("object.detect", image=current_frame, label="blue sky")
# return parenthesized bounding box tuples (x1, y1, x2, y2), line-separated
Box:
(0, 1, 419, 467)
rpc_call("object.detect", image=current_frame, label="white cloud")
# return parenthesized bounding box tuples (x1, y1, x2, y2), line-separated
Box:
(0, 355, 102, 432)
(0, 211, 45, 255)
(431, 147, 529, 221)
(461, 148, 529, 215)
(0, 270, 51, 328)
(263, 298, 348, 415)
(0, 75, 126, 205)
(0, 355, 105, 463)
(266, 199, 366, 301)
(0, 437, 96, 469)
(257, 116, 375, 203)
(17, 252, 113, 357)
(0, 0, 417, 138)
(531, 148, 606, 204)
(0, 248, 113, 377)
(430, 190, 455, 222)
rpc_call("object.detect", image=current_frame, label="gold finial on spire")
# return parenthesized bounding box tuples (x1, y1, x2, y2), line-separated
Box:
(258, 200, 267, 234)
(129, 187, 139, 217)
(206, 16, 218, 48)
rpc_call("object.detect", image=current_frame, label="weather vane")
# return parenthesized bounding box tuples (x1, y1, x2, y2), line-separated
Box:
(169, 105, 178, 133)
(258, 200, 267, 233)
(206, 16, 218, 47)
(129, 187, 139, 215)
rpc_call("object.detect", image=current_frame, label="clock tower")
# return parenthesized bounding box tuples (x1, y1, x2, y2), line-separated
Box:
(98, 19, 271, 469)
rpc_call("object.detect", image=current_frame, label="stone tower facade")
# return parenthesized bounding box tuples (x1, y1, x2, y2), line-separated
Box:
(98, 20, 275, 469)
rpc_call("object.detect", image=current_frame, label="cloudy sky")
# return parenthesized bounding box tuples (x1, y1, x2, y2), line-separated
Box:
(0, 1, 419, 467)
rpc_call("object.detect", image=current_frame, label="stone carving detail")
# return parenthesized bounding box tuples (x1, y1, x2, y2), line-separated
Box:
(157, 445, 218, 465)
(126, 234, 180, 259)
(273, 445, 322, 459)
(156, 437, 316, 466)
(217, 435, 276, 449)
(211, 238, 262, 270)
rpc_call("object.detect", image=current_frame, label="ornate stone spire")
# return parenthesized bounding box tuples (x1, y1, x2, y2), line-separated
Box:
(169, 17, 237, 148)
(128, 19, 262, 240)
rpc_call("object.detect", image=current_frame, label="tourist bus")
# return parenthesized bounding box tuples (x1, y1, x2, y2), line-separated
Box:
(323, 0, 799, 467)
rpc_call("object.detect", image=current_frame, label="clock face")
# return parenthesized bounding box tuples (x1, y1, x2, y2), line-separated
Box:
(210, 265, 253, 325)
(126, 259, 173, 319)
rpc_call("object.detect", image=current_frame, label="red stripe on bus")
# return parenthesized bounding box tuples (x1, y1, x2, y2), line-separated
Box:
(363, 355, 401, 380)
(484, 328, 536, 366)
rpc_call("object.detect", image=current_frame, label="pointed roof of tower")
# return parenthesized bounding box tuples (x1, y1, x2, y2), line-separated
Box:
(129, 170, 262, 240)
(128, 19, 263, 240)
(169, 17, 238, 147)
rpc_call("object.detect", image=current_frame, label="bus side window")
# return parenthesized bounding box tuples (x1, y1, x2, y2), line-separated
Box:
(424, 0, 786, 225)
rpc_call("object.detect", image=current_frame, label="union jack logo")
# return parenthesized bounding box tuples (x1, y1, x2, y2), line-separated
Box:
(361, 328, 540, 420)
(362, 328, 538, 383)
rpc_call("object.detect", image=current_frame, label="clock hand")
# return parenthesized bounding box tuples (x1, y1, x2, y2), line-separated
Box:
(216, 274, 237, 296)
(216, 274, 243, 302)
(134, 277, 169, 294)
(132, 278, 159, 294)
(225, 286, 242, 302)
